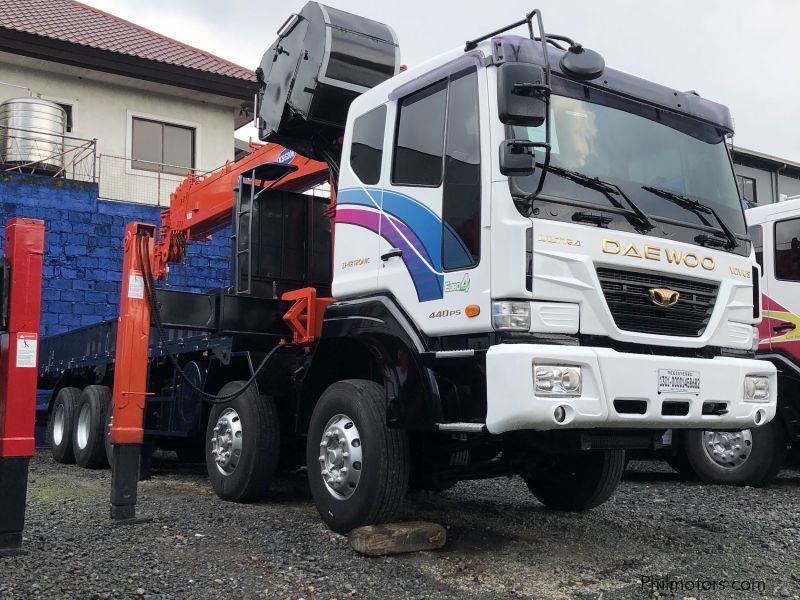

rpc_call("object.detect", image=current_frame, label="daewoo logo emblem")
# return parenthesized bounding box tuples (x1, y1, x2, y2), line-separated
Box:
(649, 288, 680, 308)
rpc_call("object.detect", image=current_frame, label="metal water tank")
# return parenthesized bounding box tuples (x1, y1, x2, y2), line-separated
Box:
(0, 97, 67, 174)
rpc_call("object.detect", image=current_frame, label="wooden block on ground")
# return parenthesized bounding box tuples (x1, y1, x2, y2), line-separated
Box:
(348, 521, 447, 556)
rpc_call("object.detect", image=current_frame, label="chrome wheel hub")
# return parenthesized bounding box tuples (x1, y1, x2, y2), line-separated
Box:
(702, 430, 752, 469)
(53, 403, 65, 446)
(76, 403, 91, 450)
(211, 408, 243, 475)
(319, 413, 362, 500)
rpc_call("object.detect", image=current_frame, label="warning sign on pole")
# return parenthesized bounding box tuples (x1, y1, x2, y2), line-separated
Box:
(128, 271, 145, 300)
(16, 332, 38, 368)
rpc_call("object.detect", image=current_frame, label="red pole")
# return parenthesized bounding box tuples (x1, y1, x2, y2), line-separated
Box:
(0, 217, 44, 555)
(109, 222, 155, 522)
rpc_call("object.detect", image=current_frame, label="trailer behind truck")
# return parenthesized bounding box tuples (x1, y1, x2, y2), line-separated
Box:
(38, 4, 776, 533)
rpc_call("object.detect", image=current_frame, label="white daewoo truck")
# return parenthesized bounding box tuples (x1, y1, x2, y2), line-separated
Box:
(40, 4, 776, 533)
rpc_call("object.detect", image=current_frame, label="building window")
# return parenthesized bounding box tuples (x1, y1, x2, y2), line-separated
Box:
(132, 117, 195, 175)
(442, 67, 481, 270)
(55, 103, 73, 133)
(392, 79, 447, 186)
(349, 105, 386, 185)
(774, 217, 800, 281)
(736, 174, 757, 205)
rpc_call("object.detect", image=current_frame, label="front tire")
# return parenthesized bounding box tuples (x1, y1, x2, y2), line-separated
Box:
(48, 387, 81, 463)
(73, 385, 112, 469)
(683, 419, 787, 487)
(522, 450, 625, 511)
(205, 381, 280, 502)
(306, 380, 409, 534)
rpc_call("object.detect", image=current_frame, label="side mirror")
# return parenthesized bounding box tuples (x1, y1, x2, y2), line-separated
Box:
(500, 140, 536, 176)
(497, 62, 548, 127)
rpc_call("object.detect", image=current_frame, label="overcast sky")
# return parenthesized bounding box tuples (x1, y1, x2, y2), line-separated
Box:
(82, 0, 800, 162)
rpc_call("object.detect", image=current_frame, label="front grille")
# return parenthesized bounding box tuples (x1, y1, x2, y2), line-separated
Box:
(596, 267, 718, 337)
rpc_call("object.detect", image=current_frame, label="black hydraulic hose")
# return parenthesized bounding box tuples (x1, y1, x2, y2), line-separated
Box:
(135, 232, 283, 404)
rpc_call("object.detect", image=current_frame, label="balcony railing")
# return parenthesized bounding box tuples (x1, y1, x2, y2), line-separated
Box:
(97, 154, 199, 206)
(0, 125, 96, 182)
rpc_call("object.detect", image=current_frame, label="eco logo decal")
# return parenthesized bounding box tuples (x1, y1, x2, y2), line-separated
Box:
(337, 188, 473, 302)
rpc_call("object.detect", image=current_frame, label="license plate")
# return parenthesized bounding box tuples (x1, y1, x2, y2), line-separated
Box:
(658, 369, 701, 394)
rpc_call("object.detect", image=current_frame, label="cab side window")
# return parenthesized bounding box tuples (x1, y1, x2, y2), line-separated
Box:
(392, 80, 447, 186)
(350, 105, 387, 185)
(748, 224, 763, 271)
(775, 217, 800, 281)
(442, 67, 481, 270)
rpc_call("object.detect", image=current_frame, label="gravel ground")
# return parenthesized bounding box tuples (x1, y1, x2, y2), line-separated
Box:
(1, 452, 799, 600)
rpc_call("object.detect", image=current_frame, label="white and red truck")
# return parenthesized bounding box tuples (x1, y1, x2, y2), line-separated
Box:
(37, 4, 776, 532)
(664, 197, 800, 485)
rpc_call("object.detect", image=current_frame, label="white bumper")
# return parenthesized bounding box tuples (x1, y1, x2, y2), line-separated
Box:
(485, 344, 777, 434)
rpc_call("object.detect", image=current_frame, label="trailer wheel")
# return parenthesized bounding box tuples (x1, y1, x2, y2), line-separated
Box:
(73, 385, 112, 469)
(306, 380, 409, 534)
(522, 450, 625, 511)
(47, 387, 81, 463)
(683, 418, 787, 487)
(205, 381, 279, 502)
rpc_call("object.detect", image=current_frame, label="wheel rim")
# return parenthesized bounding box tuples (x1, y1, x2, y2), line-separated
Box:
(53, 403, 65, 446)
(318, 413, 363, 500)
(76, 403, 91, 450)
(211, 408, 243, 476)
(702, 430, 753, 469)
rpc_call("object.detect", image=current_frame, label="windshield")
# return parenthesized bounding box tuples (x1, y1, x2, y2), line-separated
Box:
(512, 93, 747, 239)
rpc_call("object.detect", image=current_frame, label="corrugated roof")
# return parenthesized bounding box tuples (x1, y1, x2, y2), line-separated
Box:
(0, 0, 256, 82)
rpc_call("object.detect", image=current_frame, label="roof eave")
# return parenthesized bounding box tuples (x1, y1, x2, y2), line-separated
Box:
(0, 29, 257, 102)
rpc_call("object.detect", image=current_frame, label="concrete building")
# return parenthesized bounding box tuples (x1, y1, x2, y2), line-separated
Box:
(731, 146, 800, 206)
(0, 0, 256, 205)
(0, 0, 251, 335)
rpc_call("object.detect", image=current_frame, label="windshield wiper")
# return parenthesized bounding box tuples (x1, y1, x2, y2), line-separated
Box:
(641, 185, 739, 250)
(543, 165, 656, 233)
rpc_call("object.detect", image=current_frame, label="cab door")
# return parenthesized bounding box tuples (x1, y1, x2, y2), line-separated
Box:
(378, 63, 491, 336)
(765, 214, 800, 355)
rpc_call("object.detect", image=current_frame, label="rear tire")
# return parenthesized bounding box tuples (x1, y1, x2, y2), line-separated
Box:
(522, 450, 625, 511)
(205, 381, 280, 502)
(683, 419, 787, 487)
(306, 380, 410, 534)
(73, 385, 112, 469)
(47, 387, 81, 463)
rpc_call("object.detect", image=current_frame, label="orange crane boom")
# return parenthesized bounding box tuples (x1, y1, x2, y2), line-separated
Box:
(153, 141, 329, 279)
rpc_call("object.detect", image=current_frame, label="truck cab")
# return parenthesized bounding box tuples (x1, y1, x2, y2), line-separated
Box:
(331, 33, 774, 434)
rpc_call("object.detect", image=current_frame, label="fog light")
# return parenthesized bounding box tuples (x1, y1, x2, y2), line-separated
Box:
(554, 405, 567, 423)
(743, 375, 770, 402)
(533, 365, 582, 397)
(492, 301, 530, 331)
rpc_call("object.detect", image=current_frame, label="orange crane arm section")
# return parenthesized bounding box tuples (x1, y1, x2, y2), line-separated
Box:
(153, 142, 329, 279)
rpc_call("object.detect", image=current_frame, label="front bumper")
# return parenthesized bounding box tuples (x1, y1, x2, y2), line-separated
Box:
(485, 344, 777, 434)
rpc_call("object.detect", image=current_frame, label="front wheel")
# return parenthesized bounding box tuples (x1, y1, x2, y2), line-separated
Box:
(306, 380, 409, 534)
(522, 450, 625, 511)
(683, 418, 787, 487)
(205, 381, 280, 502)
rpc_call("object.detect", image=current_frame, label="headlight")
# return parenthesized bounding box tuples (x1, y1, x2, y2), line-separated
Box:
(743, 375, 770, 402)
(534, 365, 582, 397)
(492, 301, 530, 331)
